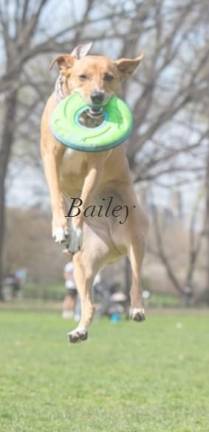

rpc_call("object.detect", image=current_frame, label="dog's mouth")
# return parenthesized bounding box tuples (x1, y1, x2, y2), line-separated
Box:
(79, 107, 104, 128)
(89, 103, 104, 117)
(76, 92, 112, 128)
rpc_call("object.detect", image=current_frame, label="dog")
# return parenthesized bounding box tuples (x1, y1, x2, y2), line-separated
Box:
(40, 43, 149, 343)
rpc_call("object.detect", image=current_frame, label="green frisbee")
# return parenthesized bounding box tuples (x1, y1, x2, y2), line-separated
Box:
(50, 92, 133, 152)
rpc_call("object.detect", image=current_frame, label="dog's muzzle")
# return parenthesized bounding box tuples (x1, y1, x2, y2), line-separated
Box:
(91, 90, 105, 105)
(89, 91, 105, 118)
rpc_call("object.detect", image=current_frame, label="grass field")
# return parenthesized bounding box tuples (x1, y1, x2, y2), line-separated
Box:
(0, 310, 208, 432)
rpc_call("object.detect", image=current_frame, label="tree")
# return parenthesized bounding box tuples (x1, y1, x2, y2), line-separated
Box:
(0, 0, 121, 296)
(1, 0, 209, 299)
(149, 193, 205, 304)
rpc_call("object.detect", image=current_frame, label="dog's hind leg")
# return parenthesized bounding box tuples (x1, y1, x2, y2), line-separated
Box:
(68, 250, 95, 343)
(126, 196, 148, 321)
(128, 236, 147, 322)
(111, 183, 149, 322)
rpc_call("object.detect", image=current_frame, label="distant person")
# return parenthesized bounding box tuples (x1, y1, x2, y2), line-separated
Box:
(12, 273, 21, 298)
(62, 261, 80, 320)
(4, 273, 21, 299)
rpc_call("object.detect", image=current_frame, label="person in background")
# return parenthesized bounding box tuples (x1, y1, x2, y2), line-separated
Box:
(3, 268, 27, 301)
(62, 261, 79, 320)
(14, 269, 27, 299)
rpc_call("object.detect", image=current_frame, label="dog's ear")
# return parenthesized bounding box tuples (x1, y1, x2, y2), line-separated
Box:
(114, 54, 144, 79)
(71, 42, 93, 59)
(49, 54, 75, 71)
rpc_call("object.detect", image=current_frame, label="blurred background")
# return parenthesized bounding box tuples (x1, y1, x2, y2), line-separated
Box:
(0, 0, 209, 311)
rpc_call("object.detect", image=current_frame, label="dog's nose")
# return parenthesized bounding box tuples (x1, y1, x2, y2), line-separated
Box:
(91, 90, 105, 104)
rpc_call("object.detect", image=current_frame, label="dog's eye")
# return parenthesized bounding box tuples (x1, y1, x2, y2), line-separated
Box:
(104, 73, 114, 82)
(79, 74, 88, 81)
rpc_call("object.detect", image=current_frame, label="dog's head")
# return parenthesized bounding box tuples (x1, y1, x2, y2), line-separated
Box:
(50, 43, 143, 106)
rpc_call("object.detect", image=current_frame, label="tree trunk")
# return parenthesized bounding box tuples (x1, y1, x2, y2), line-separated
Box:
(204, 147, 209, 304)
(0, 90, 18, 299)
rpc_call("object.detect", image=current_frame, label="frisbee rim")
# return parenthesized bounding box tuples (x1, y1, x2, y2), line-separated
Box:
(51, 124, 133, 152)
(50, 93, 133, 152)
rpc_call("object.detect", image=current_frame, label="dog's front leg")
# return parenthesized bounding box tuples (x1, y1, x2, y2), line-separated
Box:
(41, 139, 68, 244)
(68, 153, 107, 253)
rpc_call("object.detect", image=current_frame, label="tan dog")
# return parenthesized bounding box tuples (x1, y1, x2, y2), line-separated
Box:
(40, 43, 148, 343)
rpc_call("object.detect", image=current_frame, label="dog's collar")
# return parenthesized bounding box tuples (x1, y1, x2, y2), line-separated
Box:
(55, 74, 66, 101)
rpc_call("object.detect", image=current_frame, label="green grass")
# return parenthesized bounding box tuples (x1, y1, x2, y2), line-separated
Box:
(23, 283, 65, 301)
(0, 310, 209, 432)
(146, 291, 181, 308)
(23, 282, 181, 305)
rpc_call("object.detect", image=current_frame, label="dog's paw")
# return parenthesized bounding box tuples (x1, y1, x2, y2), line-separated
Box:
(67, 327, 88, 344)
(130, 308, 146, 322)
(52, 226, 70, 244)
(67, 226, 83, 254)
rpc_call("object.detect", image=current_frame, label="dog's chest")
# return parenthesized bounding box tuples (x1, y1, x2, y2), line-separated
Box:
(62, 148, 86, 175)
